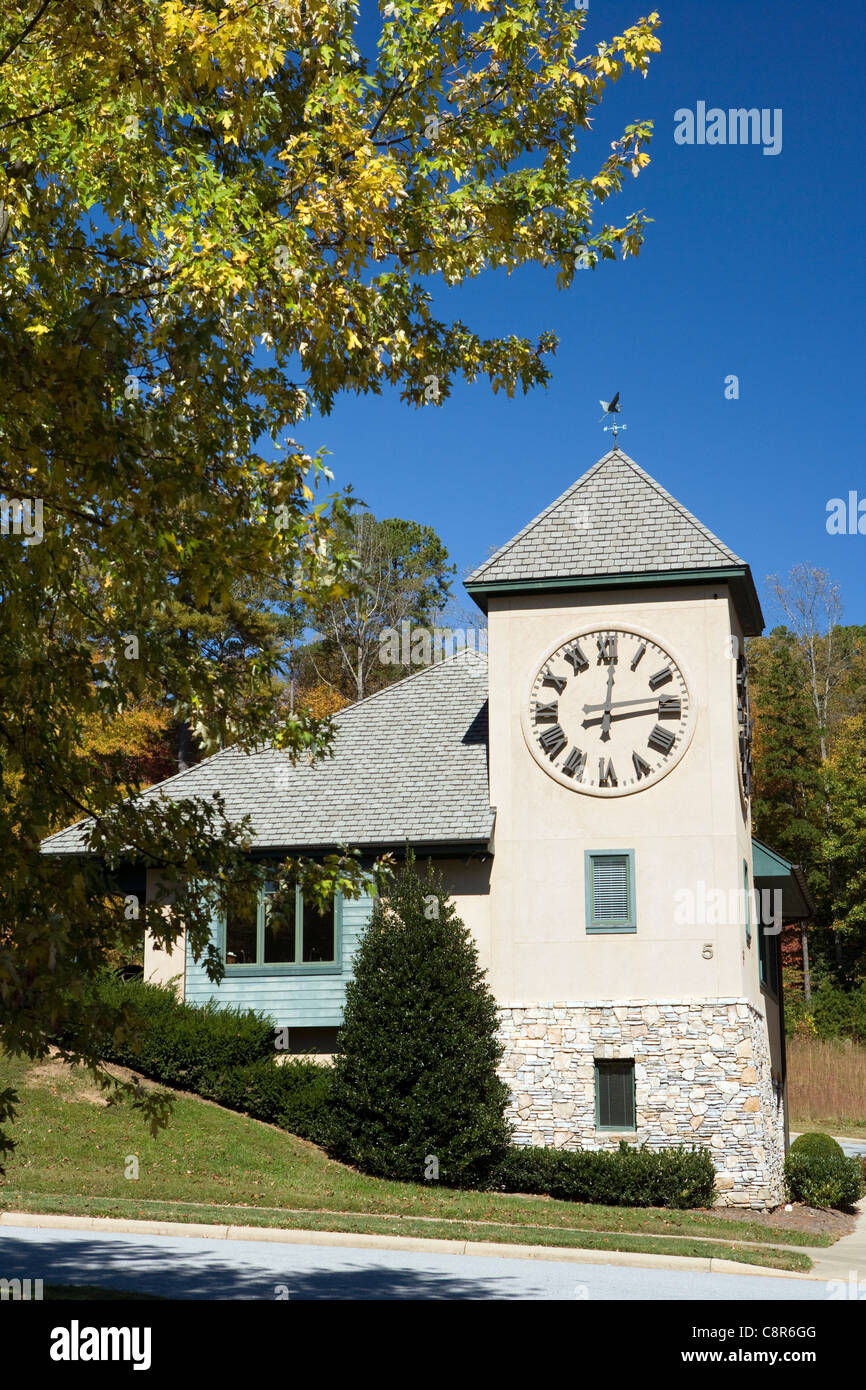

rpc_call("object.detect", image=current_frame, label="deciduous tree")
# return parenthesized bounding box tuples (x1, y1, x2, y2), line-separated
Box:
(0, 0, 661, 1155)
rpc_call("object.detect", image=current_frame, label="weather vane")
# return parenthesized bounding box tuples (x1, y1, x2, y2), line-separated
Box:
(599, 391, 626, 445)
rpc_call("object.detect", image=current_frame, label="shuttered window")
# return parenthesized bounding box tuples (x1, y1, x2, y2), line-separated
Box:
(585, 851, 636, 932)
(595, 1060, 636, 1131)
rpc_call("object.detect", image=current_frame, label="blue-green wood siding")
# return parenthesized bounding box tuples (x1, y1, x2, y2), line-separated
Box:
(184, 892, 374, 1027)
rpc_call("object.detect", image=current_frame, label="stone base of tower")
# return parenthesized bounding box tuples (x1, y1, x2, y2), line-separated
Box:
(497, 999, 786, 1209)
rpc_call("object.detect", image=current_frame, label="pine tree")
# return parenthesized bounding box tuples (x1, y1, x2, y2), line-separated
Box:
(749, 629, 825, 999)
(750, 629, 824, 869)
(822, 714, 866, 982)
(328, 855, 511, 1187)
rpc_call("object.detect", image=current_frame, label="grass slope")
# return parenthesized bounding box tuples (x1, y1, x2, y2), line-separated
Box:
(0, 1053, 820, 1272)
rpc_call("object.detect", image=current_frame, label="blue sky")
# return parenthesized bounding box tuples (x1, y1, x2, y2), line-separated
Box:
(306, 0, 866, 628)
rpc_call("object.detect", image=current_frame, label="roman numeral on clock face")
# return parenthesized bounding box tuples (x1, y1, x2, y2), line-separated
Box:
(541, 673, 567, 694)
(564, 642, 589, 673)
(658, 696, 681, 719)
(538, 724, 568, 759)
(648, 723, 676, 755)
(596, 634, 617, 665)
(648, 666, 672, 691)
(562, 746, 587, 780)
(630, 642, 647, 671)
(632, 751, 651, 780)
(535, 701, 558, 723)
(598, 757, 617, 787)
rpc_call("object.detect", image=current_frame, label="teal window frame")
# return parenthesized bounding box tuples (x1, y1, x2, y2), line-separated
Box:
(594, 1059, 637, 1132)
(743, 859, 752, 948)
(221, 885, 343, 977)
(585, 850, 636, 933)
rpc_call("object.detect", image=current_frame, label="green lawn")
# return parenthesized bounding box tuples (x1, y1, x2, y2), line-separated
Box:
(792, 1116, 866, 1141)
(0, 1053, 822, 1272)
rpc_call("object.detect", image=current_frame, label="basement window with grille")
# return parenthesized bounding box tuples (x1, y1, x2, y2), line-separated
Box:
(584, 850, 636, 933)
(595, 1060, 636, 1131)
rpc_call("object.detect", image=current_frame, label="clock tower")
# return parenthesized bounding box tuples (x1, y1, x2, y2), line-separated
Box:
(466, 448, 786, 1208)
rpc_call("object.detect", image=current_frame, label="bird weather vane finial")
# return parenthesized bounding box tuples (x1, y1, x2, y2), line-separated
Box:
(599, 391, 626, 445)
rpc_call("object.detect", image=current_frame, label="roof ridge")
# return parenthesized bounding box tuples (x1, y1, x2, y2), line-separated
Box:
(466, 450, 618, 583)
(620, 455, 741, 563)
(40, 742, 244, 848)
(465, 447, 745, 590)
(333, 645, 488, 722)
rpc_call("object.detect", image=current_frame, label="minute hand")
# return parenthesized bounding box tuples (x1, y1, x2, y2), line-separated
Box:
(583, 696, 667, 714)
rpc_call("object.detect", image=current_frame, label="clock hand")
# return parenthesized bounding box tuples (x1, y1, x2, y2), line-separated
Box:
(583, 706, 659, 730)
(583, 696, 666, 714)
(599, 658, 616, 742)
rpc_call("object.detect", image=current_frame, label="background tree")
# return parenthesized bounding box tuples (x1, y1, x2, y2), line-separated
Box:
(308, 512, 456, 701)
(748, 628, 824, 1000)
(752, 567, 866, 999)
(0, 0, 661, 1152)
(767, 567, 848, 763)
(328, 854, 511, 1187)
(821, 713, 866, 983)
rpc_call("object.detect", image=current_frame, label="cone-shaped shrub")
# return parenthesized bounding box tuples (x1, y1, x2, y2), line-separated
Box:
(327, 854, 511, 1187)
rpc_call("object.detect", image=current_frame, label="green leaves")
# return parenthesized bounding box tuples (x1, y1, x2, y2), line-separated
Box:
(0, 0, 659, 1154)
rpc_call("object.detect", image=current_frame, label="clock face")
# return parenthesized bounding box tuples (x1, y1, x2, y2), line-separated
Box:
(521, 626, 695, 797)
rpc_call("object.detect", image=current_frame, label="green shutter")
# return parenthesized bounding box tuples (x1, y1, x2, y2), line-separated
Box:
(595, 1060, 636, 1130)
(585, 851, 636, 932)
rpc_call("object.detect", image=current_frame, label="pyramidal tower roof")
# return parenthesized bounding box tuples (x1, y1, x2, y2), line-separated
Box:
(465, 449, 763, 633)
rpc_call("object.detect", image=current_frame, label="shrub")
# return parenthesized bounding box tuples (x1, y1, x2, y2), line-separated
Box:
(202, 1059, 333, 1147)
(76, 975, 275, 1091)
(789, 1131, 845, 1161)
(784, 1150, 864, 1208)
(328, 854, 512, 1188)
(495, 1141, 716, 1209)
(58, 974, 336, 1144)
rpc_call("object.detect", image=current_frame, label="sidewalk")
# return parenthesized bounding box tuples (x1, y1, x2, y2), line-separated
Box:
(793, 1196, 866, 1286)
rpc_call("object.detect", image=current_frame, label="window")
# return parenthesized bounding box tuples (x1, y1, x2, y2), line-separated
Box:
(595, 1060, 636, 1131)
(224, 884, 339, 970)
(743, 859, 752, 947)
(757, 896, 780, 996)
(585, 850, 636, 932)
(225, 890, 258, 965)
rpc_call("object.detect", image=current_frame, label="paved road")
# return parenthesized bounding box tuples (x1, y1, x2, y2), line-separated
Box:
(0, 1224, 832, 1300)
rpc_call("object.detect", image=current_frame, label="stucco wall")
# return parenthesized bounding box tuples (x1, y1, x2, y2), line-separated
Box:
(143, 872, 186, 996)
(485, 584, 758, 1006)
(436, 855, 493, 974)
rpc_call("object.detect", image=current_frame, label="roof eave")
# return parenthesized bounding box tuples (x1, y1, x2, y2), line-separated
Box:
(41, 832, 497, 863)
(465, 565, 765, 636)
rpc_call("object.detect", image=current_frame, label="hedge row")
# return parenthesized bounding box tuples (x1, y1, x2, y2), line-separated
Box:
(495, 1140, 716, 1209)
(86, 974, 275, 1092)
(67, 975, 332, 1145)
(200, 1059, 333, 1147)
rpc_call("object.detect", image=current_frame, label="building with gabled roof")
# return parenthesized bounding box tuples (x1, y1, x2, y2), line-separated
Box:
(43, 448, 811, 1208)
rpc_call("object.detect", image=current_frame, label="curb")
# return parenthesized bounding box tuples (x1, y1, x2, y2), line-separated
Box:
(0, 1211, 815, 1280)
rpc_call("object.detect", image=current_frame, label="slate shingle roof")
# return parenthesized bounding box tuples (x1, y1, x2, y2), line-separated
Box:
(465, 448, 744, 586)
(41, 649, 494, 856)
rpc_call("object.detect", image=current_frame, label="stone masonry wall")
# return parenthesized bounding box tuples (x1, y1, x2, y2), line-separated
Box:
(497, 999, 786, 1208)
